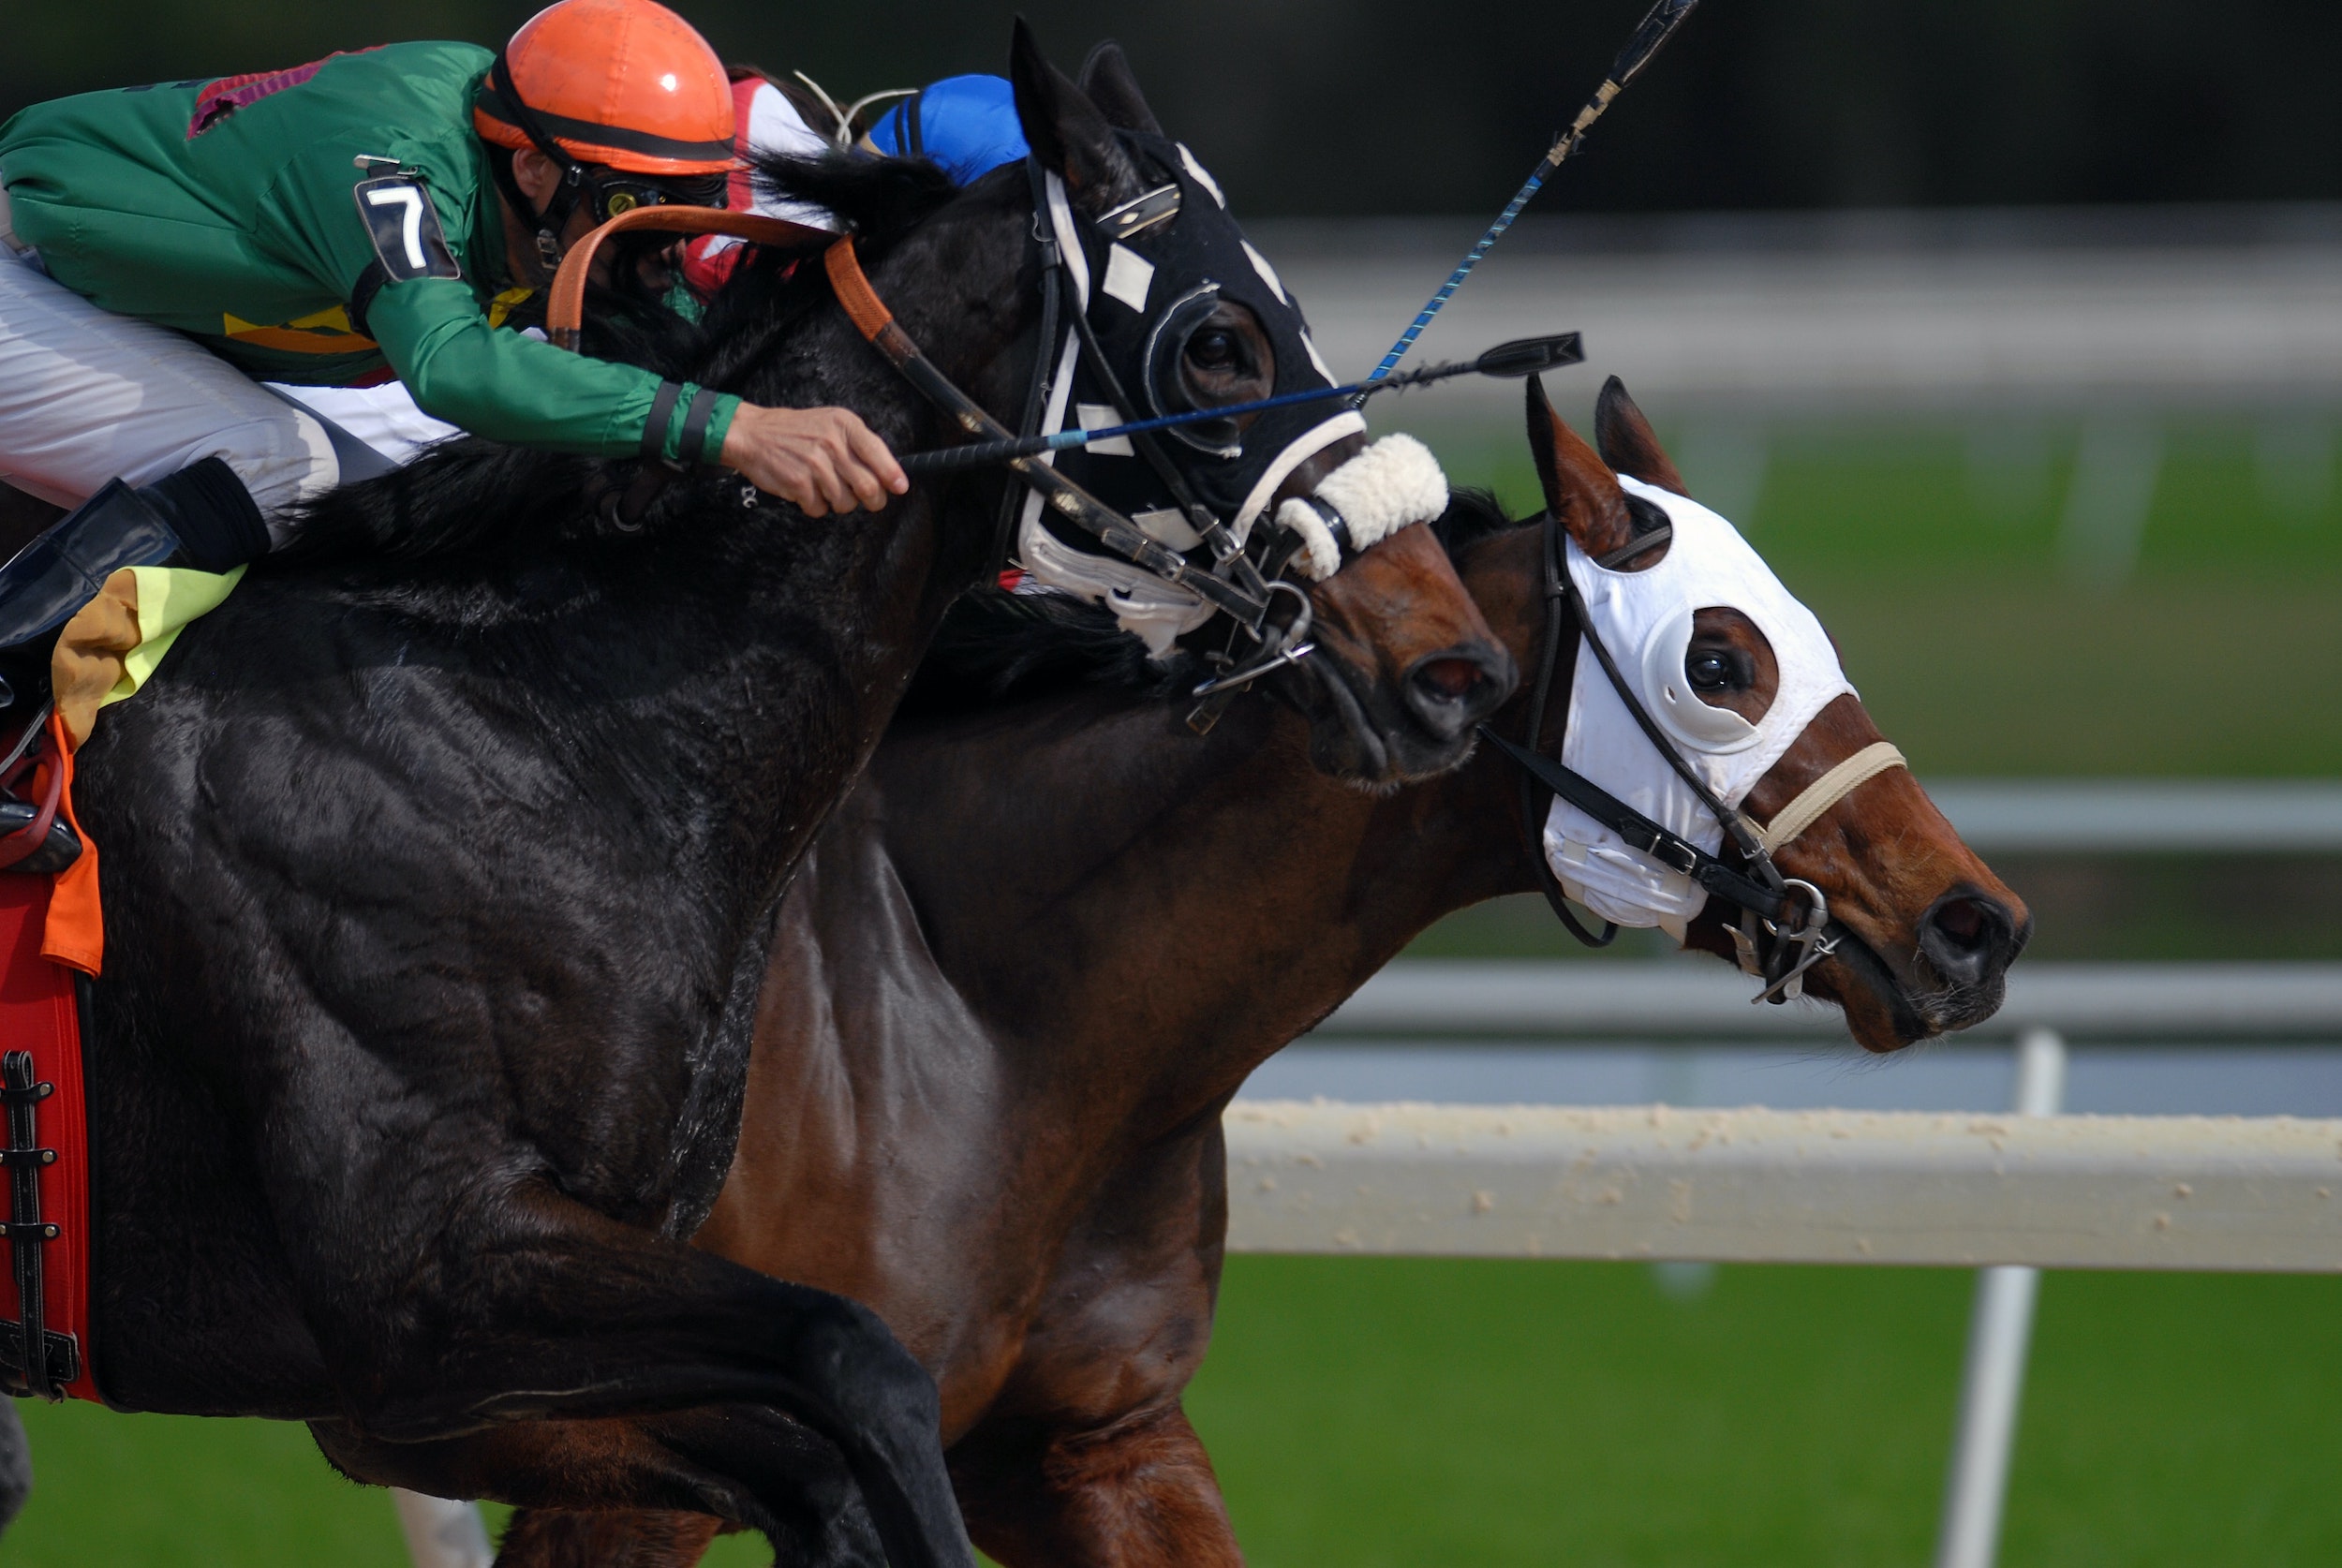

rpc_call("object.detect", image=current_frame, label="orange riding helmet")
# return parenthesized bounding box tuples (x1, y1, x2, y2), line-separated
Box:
(474, 0, 736, 176)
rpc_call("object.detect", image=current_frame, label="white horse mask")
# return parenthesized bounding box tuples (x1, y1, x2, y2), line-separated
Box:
(1543, 476, 1855, 931)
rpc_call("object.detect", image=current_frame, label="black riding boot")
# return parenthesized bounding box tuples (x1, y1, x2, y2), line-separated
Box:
(0, 455, 267, 653)
(0, 458, 270, 867)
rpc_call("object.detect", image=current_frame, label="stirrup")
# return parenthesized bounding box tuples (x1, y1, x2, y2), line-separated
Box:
(0, 711, 80, 877)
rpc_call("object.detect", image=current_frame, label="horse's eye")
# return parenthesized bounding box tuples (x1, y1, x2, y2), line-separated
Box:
(1685, 648, 1740, 692)
(1187, 329, 1240, 372)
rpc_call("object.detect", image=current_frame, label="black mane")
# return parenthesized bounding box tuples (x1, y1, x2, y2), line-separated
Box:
(898, 588, 1202, 714)
(746, 149, 961, 242)
(902, 487, 1525, 713)
(1432, 485, 1527, 553)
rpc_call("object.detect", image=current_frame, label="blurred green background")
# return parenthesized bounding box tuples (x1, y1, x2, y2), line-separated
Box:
(8, 0, 2342, 1561)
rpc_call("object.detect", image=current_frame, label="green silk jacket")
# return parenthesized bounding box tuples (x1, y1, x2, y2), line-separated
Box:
(0, 41, 736, 461)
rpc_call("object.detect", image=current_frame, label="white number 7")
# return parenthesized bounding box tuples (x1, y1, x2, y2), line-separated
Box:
(363, 185, 428, 272)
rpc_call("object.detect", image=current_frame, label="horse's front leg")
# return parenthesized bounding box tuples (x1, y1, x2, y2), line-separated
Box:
(490, 1507, 726, 1568)
(949, 1402, 1242, 1568)
(945, 1124, 1245, 1568)
(281, 1175, 965, 1568)
(316, 1411, 875, 1568)
(489, 1507, 726, 1568)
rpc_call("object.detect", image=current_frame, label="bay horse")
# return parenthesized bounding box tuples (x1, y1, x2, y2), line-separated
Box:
(21, 25, 1508, 1566)
(477, 375, 2030, 1565)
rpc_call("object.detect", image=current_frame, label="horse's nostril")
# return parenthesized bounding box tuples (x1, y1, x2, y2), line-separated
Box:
(1400, 645, 1510, 743)
(1413, 658, 1485, 703)
(1934, 897, 1988, 949)
(1920, 892, 2018, 987)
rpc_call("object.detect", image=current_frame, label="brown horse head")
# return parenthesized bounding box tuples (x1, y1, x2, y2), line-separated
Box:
(1508, 376, 2028, 1049)
(1012, 32, 1515, 784)
(1261, 512, 1512, 784)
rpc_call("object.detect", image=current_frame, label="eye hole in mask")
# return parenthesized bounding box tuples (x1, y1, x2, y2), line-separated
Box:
(1142, 283, 1269, 458)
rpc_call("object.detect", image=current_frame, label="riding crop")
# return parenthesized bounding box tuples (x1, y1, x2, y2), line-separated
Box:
(895, 332, 1583, 477)
(1357, 0, 1700, 392)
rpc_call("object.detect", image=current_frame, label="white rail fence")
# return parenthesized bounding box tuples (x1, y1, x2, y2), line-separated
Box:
(1245, 954, 2342, 1568)
(1221, 1088, 2342, 1272)
(1310, 957, 2342, 1043)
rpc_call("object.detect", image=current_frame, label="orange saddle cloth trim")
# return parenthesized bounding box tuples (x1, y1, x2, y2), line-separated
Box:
(40, 710, 103, 977)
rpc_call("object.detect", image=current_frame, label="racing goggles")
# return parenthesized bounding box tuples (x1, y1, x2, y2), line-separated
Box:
(586, 170, 730, 223)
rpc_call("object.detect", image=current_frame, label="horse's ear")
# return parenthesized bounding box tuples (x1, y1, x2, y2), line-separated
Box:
(1010, 19, 1141, 212)
(1593, 376, 1690, 496)
(1526, 376, 1639, 560)
(1077, 41, 1164, 138)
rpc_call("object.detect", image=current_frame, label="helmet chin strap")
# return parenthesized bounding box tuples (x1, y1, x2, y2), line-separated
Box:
(484, 52, 593, 272)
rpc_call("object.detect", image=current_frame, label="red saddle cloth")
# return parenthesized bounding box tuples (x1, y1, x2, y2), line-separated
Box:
(0, 725, 98, 1401)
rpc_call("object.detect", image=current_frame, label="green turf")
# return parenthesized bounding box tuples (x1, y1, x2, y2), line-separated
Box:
(11, 1263, 2339, 1565)
(1188, 1259, 2342, 1568)
(4, 1398, 408, 1567)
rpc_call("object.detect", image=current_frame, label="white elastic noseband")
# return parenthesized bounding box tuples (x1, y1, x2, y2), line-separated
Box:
(1273, 434, 1448, 581)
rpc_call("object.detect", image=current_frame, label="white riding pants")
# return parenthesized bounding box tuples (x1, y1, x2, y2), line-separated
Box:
(0, 186, 393, 543)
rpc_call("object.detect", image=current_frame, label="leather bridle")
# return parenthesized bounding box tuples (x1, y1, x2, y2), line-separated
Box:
(548, 155, 1377, 711)
(544, 164, 1359, 673)
(1477, 501, 1906, 1005)
(819, 229, 1272, 627)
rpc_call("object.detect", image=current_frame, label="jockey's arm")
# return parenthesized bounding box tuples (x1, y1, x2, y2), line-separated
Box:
(257, 134, 902, 518)
(358, 273, 904, 518)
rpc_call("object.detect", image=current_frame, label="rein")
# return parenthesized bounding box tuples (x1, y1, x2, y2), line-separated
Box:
(545, 205, 832, 351)
(544, 202, 1275, 629)
(1479, 503, 1907, 1005)
(820, 236, 1269, 626)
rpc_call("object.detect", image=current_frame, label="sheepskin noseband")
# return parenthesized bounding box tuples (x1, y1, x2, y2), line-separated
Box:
(1271, 434, 1449, 582)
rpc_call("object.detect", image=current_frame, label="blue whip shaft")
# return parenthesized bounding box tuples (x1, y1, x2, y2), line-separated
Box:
(1359, 0, 1696, 387)
(1364, 108, 1607, 390)
(1364, 167, 1550, 387)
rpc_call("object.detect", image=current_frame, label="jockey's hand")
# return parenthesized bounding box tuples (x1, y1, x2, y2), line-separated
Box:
(720, 404, 908, 517)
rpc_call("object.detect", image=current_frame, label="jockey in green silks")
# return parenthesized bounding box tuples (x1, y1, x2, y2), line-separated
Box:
(0, 0, 904, 672)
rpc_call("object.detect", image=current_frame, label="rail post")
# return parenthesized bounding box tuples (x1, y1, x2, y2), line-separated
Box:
(1933, 1025, 2067, 1568)
(393, 1488, 494, 1568)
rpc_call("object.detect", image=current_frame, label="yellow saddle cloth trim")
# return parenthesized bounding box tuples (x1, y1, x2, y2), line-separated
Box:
(54, 564, 245, 750)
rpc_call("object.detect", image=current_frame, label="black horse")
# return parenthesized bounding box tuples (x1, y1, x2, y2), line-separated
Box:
(18, 27, 1507, 1567)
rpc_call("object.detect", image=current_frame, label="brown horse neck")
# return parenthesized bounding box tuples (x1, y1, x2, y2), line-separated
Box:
(860, 665, 1540, 1140)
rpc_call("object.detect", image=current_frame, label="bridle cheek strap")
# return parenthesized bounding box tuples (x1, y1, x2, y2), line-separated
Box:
(822, 237, 1271, 627)
(1753, 741, 1906, 856)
